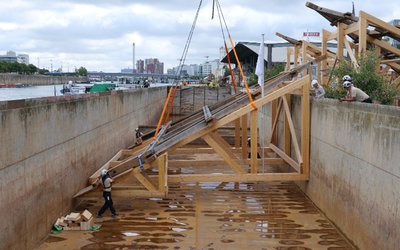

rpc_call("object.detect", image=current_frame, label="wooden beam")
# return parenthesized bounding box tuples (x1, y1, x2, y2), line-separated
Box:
(168, 172, 308, 183)
(282, 95, 302, 164)
(234, 118, 241, 147)
(301, 74, 311, 177)
(345, 22, 359, 35)
(337, 22, 345, 60)
(157, 153, 168, 193)
(250, 110, 258, 173)
(241, 114, 248, 159)
(360, 11, 400, 38)
(366, 35, 400, 57)
(283, 95, 291, 156)
(202, 133, 246, 173)
(359, 16, 367, 53)
(344, 38, 359, 69)
(270, 98, 282, 144)
(322, 29, 329, 85)
(168, 158, 285, 167)
(135, 172, 157, 191)
(270, 143, 300, 172)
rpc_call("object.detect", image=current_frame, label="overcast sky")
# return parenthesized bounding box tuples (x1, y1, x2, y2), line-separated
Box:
(0, 0, 399, 72)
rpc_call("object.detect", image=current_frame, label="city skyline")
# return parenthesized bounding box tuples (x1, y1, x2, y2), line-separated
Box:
(0, 0, 399, 72)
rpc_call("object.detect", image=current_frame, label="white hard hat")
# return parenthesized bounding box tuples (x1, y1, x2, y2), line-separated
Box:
(343, 81, 352, 88)
(342, 75, 352, 82)
(101, 169, 108, 176)
(311, 79, 318, 86)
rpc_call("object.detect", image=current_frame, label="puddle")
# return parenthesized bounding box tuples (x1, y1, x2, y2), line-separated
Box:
(37, 181, 355, 250)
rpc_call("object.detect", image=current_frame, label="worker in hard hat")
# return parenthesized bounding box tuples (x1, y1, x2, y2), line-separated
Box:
(135, 127, 144, 145)
(310, 79, 325, 99)
(339, 80, 372, 103)
(96, 169, 117, 218)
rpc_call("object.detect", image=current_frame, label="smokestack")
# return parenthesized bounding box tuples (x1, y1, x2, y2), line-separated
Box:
(132, 42, 136, 72)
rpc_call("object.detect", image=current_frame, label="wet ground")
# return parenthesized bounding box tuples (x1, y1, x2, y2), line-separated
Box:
(38, 181, 355, 250)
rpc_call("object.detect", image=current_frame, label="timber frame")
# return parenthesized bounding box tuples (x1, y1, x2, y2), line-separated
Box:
(304, 2, 400, 89)
(74, 57, 325, 198)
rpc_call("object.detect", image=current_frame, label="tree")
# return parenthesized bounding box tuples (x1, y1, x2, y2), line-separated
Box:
(330, 50, 399, 105)
(76, 66, 88, 76)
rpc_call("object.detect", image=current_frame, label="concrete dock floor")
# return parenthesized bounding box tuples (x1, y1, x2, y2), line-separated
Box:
(37, 181, 355, 249)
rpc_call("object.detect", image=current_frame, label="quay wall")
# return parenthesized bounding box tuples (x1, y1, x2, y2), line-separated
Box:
(0, 87, 167, 250)
(292, 98, 400, 250)
(0, 73, 85, 85)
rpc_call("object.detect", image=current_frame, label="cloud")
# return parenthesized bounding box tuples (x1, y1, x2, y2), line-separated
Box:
(0, 0, 398, 72)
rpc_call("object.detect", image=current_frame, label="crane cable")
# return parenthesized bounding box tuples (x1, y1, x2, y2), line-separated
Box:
(214, 0, 236, 93)
(153, 0, 203, 139)
(215, 0, 257, 110)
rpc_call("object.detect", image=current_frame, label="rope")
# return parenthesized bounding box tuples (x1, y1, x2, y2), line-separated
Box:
(154, 85, 174, 139)
(176, 0, 203, 78)
(216, 0, 257, 110)
(164, 85, 178, 125)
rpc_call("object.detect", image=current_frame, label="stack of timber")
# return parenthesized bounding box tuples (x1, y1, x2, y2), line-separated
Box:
(54, 210, 94, 231)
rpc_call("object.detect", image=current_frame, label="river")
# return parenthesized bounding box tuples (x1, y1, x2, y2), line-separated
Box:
(0, 84, 64, 101)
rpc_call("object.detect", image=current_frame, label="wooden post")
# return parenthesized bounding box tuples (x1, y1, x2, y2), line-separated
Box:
(337, 22, 345, 61)
(271, 100, 277, 144)
(284, 94, 291, 156)
(250, 110, 258, 174)
(158, 153, 168, 193)
(241, 114, 248, 159)
(301, 66, 311, 177)
(359, 14, 368, 54)
(234, 118, 241, 148)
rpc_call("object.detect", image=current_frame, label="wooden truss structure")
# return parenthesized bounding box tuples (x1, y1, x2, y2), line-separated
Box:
(306, 2, 400, 89)
(277, 3, 400, 89)
(74, 57, 326, 199)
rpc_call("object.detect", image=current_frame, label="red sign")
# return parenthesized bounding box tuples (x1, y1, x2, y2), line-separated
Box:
(303, 32, 320, 37)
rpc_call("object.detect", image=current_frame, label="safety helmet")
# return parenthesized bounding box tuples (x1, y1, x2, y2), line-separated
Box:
(342, 75, 352, 82)
(343, 81, 352, 88)
(101, 169, 108, 176)
(311, 79, 318, 86)
(135, 128, 139, 132)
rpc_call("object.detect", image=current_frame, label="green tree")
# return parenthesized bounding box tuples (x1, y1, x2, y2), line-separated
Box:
(330, 50, 398, 105)
(76, 66, 88, 76)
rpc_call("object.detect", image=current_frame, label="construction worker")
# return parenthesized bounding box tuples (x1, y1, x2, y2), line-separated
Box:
(96, 169, 117, 218)
(135, 128, 144, 145)
(310, 79, 325, 99)
(340, 81, 372, 103)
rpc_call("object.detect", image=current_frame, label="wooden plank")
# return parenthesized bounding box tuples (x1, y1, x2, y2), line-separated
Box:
(157, 153, 168, 193)
(270, 143, 300, 173)
(234, 118, 241, 147)
(172, 147, 273, 154)
(250, 110, 258, 173)
(89, 150, 123, 184)
(168, 158, 285, 167)
(284, 94, 291, 155)
(282, 96, 302, 164)
(301, 75, 311, 177)
(366, 35, 400, 57)
(168, 173, 308, 183)
(202, 133, 246, 173)
(109, 161, 122, 168)
(270, 98, 282, 143)
(360, 11, 400, 38)
(345, 22, 359, 35)
(135, 172, 157, 191)
(344, 38, 359, 69)
(241, 114, 248, 159)
(337, 22, 345, 60)
(359, 16, 367, 53)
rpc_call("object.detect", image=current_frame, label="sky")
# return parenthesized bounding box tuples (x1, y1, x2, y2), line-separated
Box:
(0, 0, 399, 73)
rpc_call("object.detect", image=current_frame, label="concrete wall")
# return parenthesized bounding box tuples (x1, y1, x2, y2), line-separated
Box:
(293, 98, 400, 250)
(0, 87, 166, 250)
(0, 73, 85, 85)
